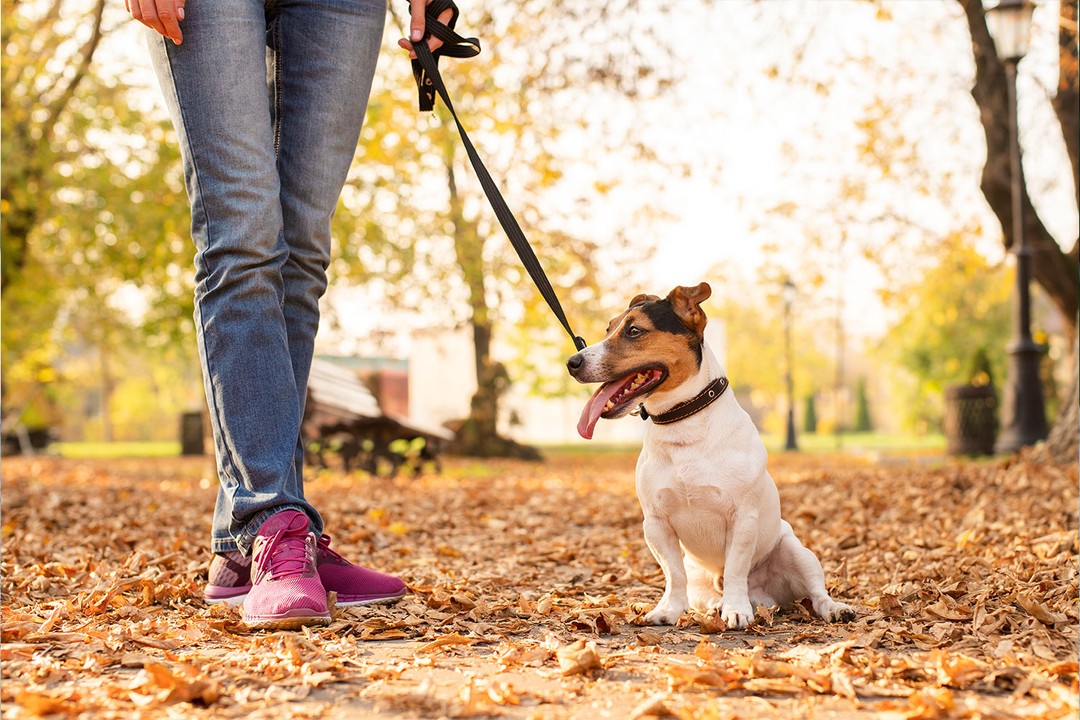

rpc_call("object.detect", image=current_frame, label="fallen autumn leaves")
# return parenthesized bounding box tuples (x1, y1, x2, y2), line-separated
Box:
(1, 450, 1076, 719)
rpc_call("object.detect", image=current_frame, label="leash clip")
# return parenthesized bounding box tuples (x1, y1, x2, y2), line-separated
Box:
(632, 404, 650, 421)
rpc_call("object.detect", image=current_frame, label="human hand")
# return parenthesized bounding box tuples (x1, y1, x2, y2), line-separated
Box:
(397, 0, 454, 59)
(127, 0, 185, 45)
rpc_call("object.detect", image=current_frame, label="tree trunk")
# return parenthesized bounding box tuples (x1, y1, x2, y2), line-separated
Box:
(1045, 1, 1078, 464)
(1051, 0, 1079, 219)
(442, 149, 540, 459)
(1046, 321, 1078, 465)
(959, 0, 1079, 457)
(99, 336, 115, 443)
(959, 0, 1079, 328)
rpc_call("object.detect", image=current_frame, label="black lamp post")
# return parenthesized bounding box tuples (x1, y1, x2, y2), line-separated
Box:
(985, 0, 1049, 453)
(782, 279, 798, 451)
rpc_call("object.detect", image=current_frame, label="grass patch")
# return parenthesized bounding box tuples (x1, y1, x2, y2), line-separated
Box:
(759, 432, 946, 454)
(539, 443, 640, 458)
(539, 433, 947, 458)
(51, 441, 183, 459)
(46, 434, 946, 462)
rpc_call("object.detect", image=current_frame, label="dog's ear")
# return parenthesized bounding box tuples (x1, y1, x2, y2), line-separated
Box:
(628, 293, 659, 308)
(667, 282, 712, 333)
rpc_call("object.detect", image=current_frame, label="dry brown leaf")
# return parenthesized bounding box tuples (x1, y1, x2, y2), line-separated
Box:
(14, 689, 79, 716)
(663, 663, 733, 690)
(556, 639, 602, 676)
(925, 599, 973, 621)
(1016, 594, 1069, 625)
(880, 593, 906, 618)
(635, 631, 664, 646)
(416, 633, 479, 654)
(629, 693, 676, 719)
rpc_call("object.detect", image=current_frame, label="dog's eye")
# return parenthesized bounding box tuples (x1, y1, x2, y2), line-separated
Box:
(626, 325, 644, 338)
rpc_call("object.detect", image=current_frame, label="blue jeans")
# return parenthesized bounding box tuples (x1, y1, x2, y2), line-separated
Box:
(147, 0, 385, 555)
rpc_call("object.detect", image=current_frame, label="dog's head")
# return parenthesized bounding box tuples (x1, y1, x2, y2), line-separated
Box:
(566, 282, 712, 439)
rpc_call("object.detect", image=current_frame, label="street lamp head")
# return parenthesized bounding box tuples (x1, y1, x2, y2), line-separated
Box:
(984, 0, 1035, 63)
(782, 278, 797, 308)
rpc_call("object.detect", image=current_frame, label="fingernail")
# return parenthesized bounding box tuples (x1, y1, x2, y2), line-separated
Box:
(177, 7, 184, 19)
(412, 29, 423, 41)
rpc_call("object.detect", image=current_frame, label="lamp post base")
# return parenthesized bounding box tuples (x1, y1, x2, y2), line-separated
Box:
(994, 338, 1048, 454)
(784, 409, 798, 451)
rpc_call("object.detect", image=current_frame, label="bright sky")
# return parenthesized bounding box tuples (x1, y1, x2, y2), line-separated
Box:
(108, 1, 1077, 355)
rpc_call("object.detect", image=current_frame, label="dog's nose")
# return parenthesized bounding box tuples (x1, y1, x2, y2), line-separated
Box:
(566, 353, 584, 375)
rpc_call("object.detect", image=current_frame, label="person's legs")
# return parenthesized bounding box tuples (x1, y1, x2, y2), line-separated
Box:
(268, 0, 386, 486)
(151, 0, 401, 621)
(202, 0, 406, 612)
(146, 0, 321, 555)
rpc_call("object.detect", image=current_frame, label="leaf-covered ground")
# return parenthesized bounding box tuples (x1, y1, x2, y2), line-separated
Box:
(2, 450, 1077, 719)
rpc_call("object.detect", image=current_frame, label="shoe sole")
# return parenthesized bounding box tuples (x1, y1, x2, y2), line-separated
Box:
(336, 589, 409, 607)
(243, 609, 332, 630)
(212, 590, 407, 608)
(244, 613, 330, 630)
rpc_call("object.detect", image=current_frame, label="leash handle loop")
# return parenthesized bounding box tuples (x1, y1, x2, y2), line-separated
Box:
(410, 2, 587, 353)
(409, 0, 479, 111)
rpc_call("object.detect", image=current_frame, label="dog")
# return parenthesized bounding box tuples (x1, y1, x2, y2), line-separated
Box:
(566, 282, 855, 629)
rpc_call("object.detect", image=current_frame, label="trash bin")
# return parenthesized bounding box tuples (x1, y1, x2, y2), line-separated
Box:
(944, 384, 998, 456)
(180, 411, 205, 456)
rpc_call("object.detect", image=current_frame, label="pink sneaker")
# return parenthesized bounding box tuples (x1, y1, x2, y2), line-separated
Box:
(206, 534, 407, 608)
(242, 510, 330, 630)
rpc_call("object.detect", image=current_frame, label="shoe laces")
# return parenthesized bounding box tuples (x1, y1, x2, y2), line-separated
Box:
(255, 520, 315, 582)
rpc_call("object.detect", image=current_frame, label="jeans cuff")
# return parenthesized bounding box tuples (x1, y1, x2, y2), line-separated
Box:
(211, 537, 241, 555)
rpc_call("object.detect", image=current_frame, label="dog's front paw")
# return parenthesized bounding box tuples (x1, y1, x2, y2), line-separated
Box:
(643, 603, 687, 626)
(720, 602, 755, 630)
(818, 599, 856, 623)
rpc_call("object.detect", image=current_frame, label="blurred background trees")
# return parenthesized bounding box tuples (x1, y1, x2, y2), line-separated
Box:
(2, 0, 199, 443)
(1, 0, 1075, 458)
(329, 0, 677, 456)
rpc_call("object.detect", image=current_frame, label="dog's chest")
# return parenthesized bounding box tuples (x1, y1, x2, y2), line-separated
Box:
(636, 446, 735, 518)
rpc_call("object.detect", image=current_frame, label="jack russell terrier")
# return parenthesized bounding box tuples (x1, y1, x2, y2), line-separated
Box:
(566, 282, 855, 629)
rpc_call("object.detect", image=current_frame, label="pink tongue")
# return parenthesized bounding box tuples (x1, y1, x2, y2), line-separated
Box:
(577, 381, 626, 440)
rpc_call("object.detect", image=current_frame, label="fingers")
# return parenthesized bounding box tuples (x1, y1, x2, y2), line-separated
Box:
(409, 0, 427, 43)
(130, 0, 184, 45)
(155, 0, 184, 45)
(135, 0, 166, 38)
(400, 2, 455, 59)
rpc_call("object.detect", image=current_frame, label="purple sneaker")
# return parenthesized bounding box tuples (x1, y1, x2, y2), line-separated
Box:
(206, 534, 407, 608)
(242, 510, 330, 630)
(316, 534, 407, 607)
(205, 551, 251, 606)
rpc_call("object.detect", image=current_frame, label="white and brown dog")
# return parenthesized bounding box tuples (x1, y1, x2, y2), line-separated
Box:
(567, 282, 855, 628)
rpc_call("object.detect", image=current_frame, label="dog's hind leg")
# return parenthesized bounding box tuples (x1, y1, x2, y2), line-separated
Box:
(770, 523, 856, 623)
(641, 515, 690, 625)
(685, 554, 722, 611)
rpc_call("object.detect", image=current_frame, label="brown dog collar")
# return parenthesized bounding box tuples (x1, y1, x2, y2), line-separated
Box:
(636, 376, 729, 425)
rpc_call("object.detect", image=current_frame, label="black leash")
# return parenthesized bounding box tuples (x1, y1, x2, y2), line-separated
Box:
(409, 0, 587, 352)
